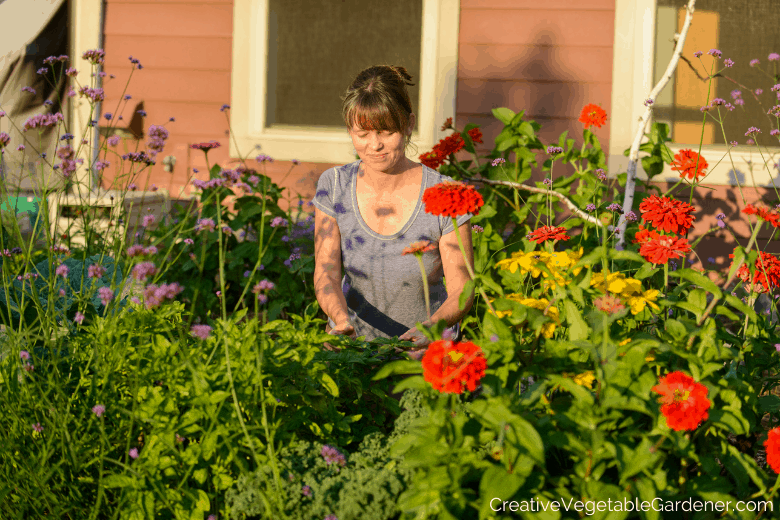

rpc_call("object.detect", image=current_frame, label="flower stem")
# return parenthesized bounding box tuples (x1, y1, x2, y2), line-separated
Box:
(451, 216, 496, 316)
(416, 255, 432, 321)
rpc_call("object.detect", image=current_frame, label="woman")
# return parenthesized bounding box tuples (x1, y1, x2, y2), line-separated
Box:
(311, 65, 475, 359)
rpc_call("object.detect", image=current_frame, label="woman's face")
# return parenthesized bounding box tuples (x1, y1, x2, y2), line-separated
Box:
(349, 113, 415, 172)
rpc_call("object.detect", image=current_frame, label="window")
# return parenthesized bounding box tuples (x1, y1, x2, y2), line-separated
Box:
(610, 0, 780, 186)
(230, 0, 459, 165)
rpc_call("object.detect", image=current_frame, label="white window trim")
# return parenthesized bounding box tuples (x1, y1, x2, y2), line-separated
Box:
(610, 0, 780, 187)
(230, 0, 460, 165)
(68, 0, 102, 193)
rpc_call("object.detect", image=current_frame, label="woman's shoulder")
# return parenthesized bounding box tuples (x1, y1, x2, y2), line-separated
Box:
(317, 160, 361, 187)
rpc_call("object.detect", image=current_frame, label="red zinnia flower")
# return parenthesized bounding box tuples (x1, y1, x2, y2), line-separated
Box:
(419, 133, 465, 170)
(421, 339, 487, 394)
(671, 149, 708, 181)
(578, 103, 608, 129)
(743, 203, 780, 229)
(728, 250, 780, 293)
(651, 371, 710, 431)
(594, 294, 625, 315)
(639, 235, 691, 264)
(632, 225, 661, 245)
(440, 117, 454, 131)
(422, 180, 484, 217)
(765, 427, 780, 473)
(527, 226, 571, 244)
(639, 196, 696, 235)
(467, 127, 483, 144)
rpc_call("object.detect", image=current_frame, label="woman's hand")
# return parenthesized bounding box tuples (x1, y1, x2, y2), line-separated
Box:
(398, 326, 431, 351)
(324, 320, 357, 351)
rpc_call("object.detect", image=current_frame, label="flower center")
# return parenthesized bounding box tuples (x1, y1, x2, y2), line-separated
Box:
(673, 389, 690, 403)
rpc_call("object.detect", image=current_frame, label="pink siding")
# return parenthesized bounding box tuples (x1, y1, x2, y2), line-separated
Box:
(454, 0, 614, 179)
(98, 0, 770, 274)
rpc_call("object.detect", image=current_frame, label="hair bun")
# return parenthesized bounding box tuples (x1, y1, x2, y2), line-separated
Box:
(390, 65, 414, 86)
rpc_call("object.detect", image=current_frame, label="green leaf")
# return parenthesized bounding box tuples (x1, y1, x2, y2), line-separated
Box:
(319, 373, 339, 397)
(193, 468, 208, 485)
(759, 395, 780, 413)
(372, 360, 422, 381)
(669, 268, 723, 298)
(564, 300, 589, 341)
(195, 489, 210, 512)
(492, 107, 516, 126)
(209, 390, 231, 404)
(103, 474, 136, 488)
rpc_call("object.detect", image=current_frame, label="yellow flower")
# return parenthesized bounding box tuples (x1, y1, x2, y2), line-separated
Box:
(519, 297, 560, 338)
(591, 270, 632, 294)
(487, 295, 560, 338)
(570, 371, 596, 388)
(618, 338, 631, 346)
(645, 353, 656, 362)
(624, 289, 661, 315)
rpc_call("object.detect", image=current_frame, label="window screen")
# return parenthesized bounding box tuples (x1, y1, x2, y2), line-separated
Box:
(265, 0, 422, 130)
(654, 0, 780, 148)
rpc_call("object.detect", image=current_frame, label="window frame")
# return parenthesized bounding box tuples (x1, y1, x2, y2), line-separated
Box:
(230, 0, 460, 165)
(609, 0, 780, 187)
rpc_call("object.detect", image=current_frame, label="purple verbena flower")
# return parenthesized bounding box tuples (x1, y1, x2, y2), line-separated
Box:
(491, 158, 506, 167)
(321, 445, 346, 467)
(586, 203, 596, 212)
(55, 264, 69, 279)
(191, 324, 212, 340)
(302, 486, 312, 497)
(129, 448, 139, 459)
(87, 264, 106, 280)
(92, 404, 105, 417)
(74, 312, 85, 324)
(98, 286, 114, 306)
(32, 423, 43, 433)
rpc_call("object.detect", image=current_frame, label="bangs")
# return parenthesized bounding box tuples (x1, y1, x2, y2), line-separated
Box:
(347, 100, 403, 133)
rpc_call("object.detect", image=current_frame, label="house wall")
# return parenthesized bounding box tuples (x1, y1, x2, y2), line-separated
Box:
(99, 0, 340, 217)
(98, 0, 776, 271)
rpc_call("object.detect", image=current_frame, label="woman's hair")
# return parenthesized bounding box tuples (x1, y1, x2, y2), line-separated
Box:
(341, 65, 417, 155)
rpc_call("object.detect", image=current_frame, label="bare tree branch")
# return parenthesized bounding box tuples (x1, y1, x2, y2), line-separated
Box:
(615, 0, 697, 250)
(470, 177, 605, 228)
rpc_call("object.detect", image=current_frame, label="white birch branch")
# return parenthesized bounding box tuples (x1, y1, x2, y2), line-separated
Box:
(470, 177, 605, 228)
(614, 0, 697, 250)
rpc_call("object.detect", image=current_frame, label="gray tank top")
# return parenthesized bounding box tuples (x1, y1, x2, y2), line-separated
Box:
(311, 159, 473, 341)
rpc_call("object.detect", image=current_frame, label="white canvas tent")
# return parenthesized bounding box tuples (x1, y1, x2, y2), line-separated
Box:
(0, 0, 70, 196)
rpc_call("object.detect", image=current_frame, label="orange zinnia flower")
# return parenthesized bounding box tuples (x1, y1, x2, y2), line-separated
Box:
(402, 240, 437, 256)
(594, 294, 625, 315)
(638, 196, 696, 235)
(639, 235, 691, 265)
(651, 371, 710, 431)
(422, 180, 484, 217)
(728, 250, 780, 293)
(578, 103, 608, 129)
(765, 427, 780, 473)
(743, 203, 780, 229)
(527, 226, 571, 244)
(632, 225, 661, 245)
(671, 149, 708, 181)
(421, 339, 487, 394)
